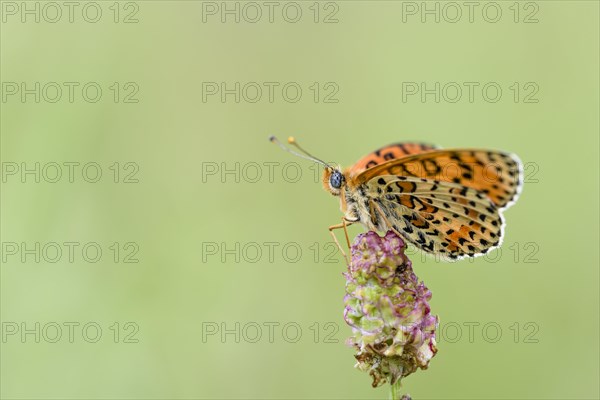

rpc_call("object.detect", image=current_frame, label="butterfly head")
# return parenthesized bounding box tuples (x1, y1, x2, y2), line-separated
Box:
(322, 166, 345, 196)
(270, 135, 344, 195)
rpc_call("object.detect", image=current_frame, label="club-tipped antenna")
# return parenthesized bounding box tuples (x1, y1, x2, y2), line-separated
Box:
(269, 136, 332, 169)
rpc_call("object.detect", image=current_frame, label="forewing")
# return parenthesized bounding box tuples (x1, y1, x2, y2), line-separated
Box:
(354, 149, 522, 210)
(367, 176, 504, 259)
(348, 142, 439, 176)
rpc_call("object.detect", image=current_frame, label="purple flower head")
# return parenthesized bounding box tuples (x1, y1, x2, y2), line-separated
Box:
(343, 230, 438, 388)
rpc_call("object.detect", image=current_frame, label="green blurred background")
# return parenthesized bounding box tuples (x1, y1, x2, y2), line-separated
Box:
(1, 1, 598, 399)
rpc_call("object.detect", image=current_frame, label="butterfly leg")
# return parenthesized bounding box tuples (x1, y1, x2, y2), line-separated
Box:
(341, 216, 353, 248)
(328, 218, 355, 263)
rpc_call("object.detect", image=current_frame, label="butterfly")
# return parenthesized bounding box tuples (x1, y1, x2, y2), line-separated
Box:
(270, 136, 523, 261)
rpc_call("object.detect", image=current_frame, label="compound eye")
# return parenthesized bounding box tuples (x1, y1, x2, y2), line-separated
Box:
(329, 171, 343, 189)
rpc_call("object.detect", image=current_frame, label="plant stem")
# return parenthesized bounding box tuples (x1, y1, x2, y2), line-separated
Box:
(390, 380, 403, 400)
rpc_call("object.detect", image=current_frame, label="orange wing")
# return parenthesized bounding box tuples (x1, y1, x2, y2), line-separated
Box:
(348, 142, 439, 176)
(350, 149, 522, 210)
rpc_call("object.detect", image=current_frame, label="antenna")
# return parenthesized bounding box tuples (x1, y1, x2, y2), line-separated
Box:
(269, 136, 332, 169)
